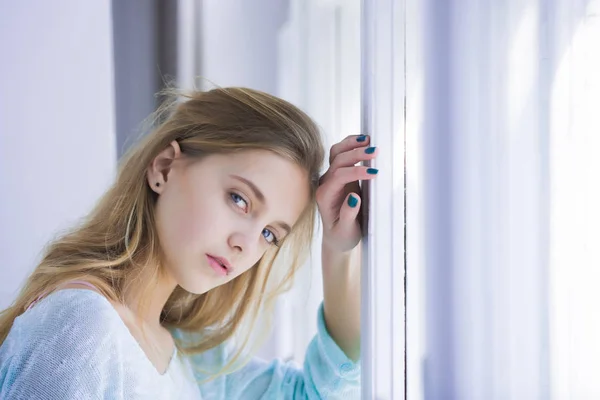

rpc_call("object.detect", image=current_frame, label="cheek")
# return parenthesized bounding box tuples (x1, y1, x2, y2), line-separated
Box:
(229, 256, 263, 282)
(155, 190, 209, 262)
(157, 188, 236, 259)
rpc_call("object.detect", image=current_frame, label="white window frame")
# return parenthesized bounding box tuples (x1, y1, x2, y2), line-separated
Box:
(360, 0, 406, 398)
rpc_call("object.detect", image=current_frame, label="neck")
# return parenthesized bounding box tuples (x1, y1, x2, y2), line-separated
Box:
(122, 265, 178, 329)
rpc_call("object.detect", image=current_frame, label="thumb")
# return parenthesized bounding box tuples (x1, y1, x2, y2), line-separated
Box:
(339, 193, 361, 228)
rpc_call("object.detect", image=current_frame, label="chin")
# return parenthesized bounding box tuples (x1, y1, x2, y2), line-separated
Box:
(178, 282, 210, 295)
(173, 270, 212, 295)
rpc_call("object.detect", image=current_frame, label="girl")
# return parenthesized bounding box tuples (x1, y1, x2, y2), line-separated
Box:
(0, 87, 378, 399)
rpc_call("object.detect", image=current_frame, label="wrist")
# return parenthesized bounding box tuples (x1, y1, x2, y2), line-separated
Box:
(322, 237, 360, 256)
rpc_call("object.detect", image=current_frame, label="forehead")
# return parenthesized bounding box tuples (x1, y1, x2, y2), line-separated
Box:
(198, 150, 311, 227)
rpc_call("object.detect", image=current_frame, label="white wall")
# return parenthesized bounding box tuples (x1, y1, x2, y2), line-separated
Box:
(0, 1, 117, 309)
(199, 0, 288, 94)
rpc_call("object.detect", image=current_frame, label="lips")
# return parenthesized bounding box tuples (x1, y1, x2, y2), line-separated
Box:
(206, 254, 233, 275)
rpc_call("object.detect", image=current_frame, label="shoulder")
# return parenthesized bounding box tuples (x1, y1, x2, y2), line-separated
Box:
(23, 288, 120, 331)
(9, 288, 126, 356)
(0, 289, 133, 399)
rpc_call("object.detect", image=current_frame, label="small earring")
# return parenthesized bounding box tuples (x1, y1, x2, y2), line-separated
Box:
(155, 182, 160, 187)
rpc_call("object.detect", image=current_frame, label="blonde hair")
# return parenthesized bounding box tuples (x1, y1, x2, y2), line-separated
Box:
(0, 87, 325, 377)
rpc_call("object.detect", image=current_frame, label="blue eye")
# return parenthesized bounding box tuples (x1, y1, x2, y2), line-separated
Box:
(262, 228, 280, 246)
(229, 192, 280, 247)
(230, 193, 248, 210)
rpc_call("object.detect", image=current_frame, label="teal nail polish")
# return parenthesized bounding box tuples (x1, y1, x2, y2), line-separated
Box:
(357, 135, 367, 142)
(348, 195, 358, 208)
(367, 168, 379, 174)
(365, 146, 376, 154)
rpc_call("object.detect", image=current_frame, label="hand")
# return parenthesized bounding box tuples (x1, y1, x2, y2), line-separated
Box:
(316, 135, 379, 253)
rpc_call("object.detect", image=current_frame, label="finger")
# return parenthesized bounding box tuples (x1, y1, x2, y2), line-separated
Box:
(339, 192, 361, 227)
(330, 145, 378, 170)
(324, 166, 379, 193)
(329, 134, 371, 164)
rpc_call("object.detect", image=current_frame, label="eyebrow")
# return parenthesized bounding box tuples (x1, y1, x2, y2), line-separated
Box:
(229, 174, 292, 235)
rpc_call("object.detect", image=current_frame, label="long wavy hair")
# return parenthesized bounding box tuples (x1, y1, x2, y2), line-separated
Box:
(0, 86, 325, 376)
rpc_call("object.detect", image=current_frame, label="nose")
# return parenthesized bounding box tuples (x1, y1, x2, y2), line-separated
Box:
(227, 230, 251, 254)
(228, 218, 267, 255)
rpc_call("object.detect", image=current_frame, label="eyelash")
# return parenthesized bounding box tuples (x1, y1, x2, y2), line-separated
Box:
(229, 192, 281, 247)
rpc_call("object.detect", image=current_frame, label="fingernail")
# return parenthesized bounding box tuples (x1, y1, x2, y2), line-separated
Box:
(357, 135, 367, 142)
(367, 168, 379, 175)
(347, 195, 358, 208)
(365, 146, 376, 154)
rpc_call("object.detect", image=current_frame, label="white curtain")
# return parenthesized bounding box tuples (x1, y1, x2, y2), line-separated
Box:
(407, 0, 600, 399)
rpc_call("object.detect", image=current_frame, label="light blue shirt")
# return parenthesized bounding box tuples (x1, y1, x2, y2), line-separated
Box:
(0, 289, 360, 399)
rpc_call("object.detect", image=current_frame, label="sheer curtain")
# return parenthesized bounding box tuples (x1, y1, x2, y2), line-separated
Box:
(407, 0, 600, 399)
(548, 0, 600, 397)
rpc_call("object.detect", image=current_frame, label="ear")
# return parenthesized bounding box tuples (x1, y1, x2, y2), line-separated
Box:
(147, 141, 182, 194)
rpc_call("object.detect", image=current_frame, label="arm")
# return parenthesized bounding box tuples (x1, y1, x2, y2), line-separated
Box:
(322, 241, 361, 362)
(186, 304, 360, 400)
(227, 303, 359, 399)
(316, 134, 377, 362)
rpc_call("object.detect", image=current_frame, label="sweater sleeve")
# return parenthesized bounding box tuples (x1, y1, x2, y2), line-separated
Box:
(0, 290, 130, 400)
(189, 302, 361, 399)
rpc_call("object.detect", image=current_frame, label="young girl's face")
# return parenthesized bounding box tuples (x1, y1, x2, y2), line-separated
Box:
(149, 145, 310, 294)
